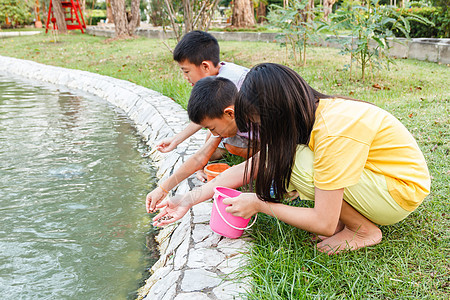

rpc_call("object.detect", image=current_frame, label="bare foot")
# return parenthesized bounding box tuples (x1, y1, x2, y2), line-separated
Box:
(196, 170, 208, 182)
(313, 220, 345, 242)
(316, 225, 382, 255)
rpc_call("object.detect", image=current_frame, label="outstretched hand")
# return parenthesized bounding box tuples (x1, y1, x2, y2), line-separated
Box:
(156, 137, 178, 153)
(146, 187, 168, 213)
(152, 194, 194, 227)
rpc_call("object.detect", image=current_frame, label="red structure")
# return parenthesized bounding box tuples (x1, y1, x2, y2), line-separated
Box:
(45, 0, 86, 33)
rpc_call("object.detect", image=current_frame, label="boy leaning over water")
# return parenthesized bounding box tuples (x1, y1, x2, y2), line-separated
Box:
(155, 30, 249, 159)
(146, 31, 250, 212)
(146, 77, 251, 213)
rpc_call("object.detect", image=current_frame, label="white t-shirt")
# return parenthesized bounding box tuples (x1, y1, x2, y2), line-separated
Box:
(217, 62, 249, 90)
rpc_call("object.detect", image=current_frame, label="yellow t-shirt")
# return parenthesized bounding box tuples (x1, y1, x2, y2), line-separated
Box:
(308, 98, 430, 211)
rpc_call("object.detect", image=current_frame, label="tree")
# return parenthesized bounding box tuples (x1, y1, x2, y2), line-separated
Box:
(52, 0, 68, 33)
(232, 0, 255, 28)
(268, 0, 320, 66)
(110, 0, 140, 38)
(163, 0, 220, 42)
(328, 0, 433, 81)
(106, 0, 114, 23)
(255, 0, 268, 23)
(323, 0, 335, 21)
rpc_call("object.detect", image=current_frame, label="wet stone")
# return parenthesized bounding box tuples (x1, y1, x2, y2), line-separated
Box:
(145, 270, 181, 300)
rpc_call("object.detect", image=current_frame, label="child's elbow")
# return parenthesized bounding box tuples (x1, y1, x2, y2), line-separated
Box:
(316, 220, 338, 237)
(320, 226, 336, 237)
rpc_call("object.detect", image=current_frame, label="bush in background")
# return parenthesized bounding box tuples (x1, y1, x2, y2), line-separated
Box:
(85, 9, 106, 26)
(393, 7, 449, 38)
(0, 0, 33, 27)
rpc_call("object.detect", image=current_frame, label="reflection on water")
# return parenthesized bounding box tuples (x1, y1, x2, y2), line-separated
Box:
(0, 75, 158, 299)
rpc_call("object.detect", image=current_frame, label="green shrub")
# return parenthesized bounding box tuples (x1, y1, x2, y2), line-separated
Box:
(393, 7, 449, 38)
(0, 0, 33, 26)
(88, 16, 106, 26)
(85, 9, 106, 26)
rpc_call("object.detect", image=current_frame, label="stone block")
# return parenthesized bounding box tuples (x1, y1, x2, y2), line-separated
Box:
(387, 39, 409, 59)
(181, 269, 222, 292)
(174, 292, 211, 300)
(408, 40, 439, 62)
(213, 280, 249, 300)
(192, 224, 215, 243)
(146, 270, 181, 300)
(192, 202, 213, 224)
(187, 248, 226, 268)
(258, 32, 278, 42)
(138, 266, 172, 298)
(217, 254, 246, 277)
(174, 235, 190, 270)
(217, 238, 251, 257)
(438, 43, 450, 64)
(166, 213, 191, 255)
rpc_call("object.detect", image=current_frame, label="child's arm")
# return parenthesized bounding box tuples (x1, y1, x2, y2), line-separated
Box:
(156, 122, 203, 153)
(152, 155, 256, 226)
(146, 135, 222, 213)
(224, 188, 344, 236)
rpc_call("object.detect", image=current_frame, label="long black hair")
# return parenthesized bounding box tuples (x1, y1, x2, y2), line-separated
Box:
(235, 63, 332, 202)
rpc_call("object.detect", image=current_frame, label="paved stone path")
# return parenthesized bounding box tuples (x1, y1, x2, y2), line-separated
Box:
(0, 55, 252, 299)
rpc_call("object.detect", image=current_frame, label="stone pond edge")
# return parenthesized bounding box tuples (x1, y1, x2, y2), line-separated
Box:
(0, 55, 251, 300)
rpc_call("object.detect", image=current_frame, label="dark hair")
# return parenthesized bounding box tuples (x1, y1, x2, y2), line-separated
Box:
(173, 30, 220, 66)
(235, 63, 332, 202)
(188, 76, 238, 124)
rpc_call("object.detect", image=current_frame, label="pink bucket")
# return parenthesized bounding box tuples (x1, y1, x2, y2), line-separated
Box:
(210, 186, 257, 239)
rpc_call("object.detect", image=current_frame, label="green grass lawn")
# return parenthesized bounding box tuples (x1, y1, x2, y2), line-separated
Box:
(1, 31, 448, 299)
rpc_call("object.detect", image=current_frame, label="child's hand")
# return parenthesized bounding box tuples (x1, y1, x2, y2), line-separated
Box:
(146, 186, 168, 213)
(156, 137, 178, 153)
(152, 194, 194, 227)
(195, 169, 208, 183)
(222, 193, 261, 219)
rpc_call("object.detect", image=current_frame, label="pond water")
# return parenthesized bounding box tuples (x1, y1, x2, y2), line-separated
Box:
(0, 74, 158, 299)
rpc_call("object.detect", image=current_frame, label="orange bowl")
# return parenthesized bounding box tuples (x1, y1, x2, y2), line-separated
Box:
(204, 163, 230, 182)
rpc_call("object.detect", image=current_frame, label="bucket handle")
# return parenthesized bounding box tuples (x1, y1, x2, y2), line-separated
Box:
(214, 197, 258, 231)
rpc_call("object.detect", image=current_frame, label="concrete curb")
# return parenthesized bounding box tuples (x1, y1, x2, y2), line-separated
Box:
(86, 25, 450, 64)
(0, 31, 42, 38)
(0, 55, 251, 300)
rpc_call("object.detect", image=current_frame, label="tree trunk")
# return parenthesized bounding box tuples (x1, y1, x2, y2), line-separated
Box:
(111, 0, 128, 36)
(129, 0, 140, 32)
(256, 1, 266, 24)
(306, 0, 314, 23)
(323, 0, 336, 22)
(106, 0, 114, 23)
(183, 0, 192, 33)
(232, 0, 255, 28)
(110, 0, 140, 38)
(53, 0, 68, 33)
